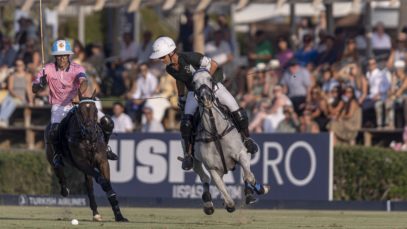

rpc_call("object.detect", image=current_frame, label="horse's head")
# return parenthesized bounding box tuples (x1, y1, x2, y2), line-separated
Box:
(193, 69, 215, 108)
(77, 89, 99, 140)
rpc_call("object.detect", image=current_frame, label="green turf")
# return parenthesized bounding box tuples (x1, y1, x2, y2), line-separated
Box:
(0, 206, 406, 229)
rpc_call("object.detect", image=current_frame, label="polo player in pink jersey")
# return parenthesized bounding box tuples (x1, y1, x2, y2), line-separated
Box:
(32, 40, 118, 169)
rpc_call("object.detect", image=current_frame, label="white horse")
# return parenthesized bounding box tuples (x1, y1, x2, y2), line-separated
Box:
(190, 69, 270, 214)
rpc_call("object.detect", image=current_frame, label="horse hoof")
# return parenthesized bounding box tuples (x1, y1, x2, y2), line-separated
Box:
(225, 205, 235, 213)
(60, 186, 70, 197)
(115, 215, 129, 222)
(203, 206, 214, 215)
(261, 185, 271, 195)
(245, 195, 258, 205)
(93, 214, 102, 222)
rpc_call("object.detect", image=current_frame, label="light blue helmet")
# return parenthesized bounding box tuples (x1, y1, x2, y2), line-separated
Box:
(51, 40, 74, 56)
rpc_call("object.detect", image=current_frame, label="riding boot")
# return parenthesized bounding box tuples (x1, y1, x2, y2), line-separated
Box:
(49, 123, 63, 169)
(181, 114, 194, 170)
(100, 116, 118, 160)
(231, 108, 259, 154)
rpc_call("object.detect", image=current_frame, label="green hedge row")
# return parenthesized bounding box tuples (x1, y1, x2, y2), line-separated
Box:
(0, 150, 85, 195)
(1, 146, 407, 200)
(334, 145, 407, 200)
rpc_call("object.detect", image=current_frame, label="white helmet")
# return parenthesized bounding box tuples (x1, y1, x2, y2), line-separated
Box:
(150, 36, 176, 59)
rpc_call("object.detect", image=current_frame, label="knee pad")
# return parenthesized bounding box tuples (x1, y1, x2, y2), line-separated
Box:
(231, 108, 249, 131)
(180, 114, 194, 140)
(100, 115, 114, 135)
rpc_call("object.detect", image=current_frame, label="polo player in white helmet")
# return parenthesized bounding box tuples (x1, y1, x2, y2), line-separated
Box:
(150, 36, 259, 170)
(32, 39, 118, 169)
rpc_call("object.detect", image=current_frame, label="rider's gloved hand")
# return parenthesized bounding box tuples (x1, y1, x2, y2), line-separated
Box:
(178, 95, 186, 112)
(39, 74, 48, 87)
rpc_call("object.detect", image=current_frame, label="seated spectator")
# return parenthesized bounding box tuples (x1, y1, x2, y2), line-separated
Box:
(120, 32, 138, 63)
(299, 110, 320, 133)
(249, 85, 292, 133)
(303, 85, 329, 131)
(371, 21, 392, 51)
(248, 30, 273, 66)
(0, 59, 33, 127)
(328, 86, 361, 145)
(327, 85, 343, 120)
(0, 37, 17, 67)
(141, 106, 164, 133)
(294, 34, 318, 67)
(319, 66, 339, 94)
(342, 64, 368, 105)
(136, 30, 154, 64)
(276, 105, 299, 133)
(205, 30, 233, 69)
(386, 32, 406, 69)
(111, 102, 133, 133)
(126, 63, 158, 127)
(276, 36, 294, 69)
(340, 38, 360, 65)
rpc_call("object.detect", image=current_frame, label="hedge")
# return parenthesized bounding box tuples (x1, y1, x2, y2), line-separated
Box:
(0, 150, 85, 195)
(334, 145, 407, 200)
(2, 146, 407, 200)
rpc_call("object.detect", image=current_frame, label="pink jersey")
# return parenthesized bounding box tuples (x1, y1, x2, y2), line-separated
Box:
(34, 62, 86, 106)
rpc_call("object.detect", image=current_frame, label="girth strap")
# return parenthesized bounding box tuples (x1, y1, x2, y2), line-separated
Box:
(195, 125, 235, 143)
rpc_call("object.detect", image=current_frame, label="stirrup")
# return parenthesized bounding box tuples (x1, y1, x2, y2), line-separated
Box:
(52, 153, 63, 169)
(244, 138, 259, 154)
(106, 146, 118, 160)
(182, 155, 193, 170)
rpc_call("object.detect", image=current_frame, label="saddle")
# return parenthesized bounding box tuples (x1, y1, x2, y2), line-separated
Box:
(59, 106, 77, 142)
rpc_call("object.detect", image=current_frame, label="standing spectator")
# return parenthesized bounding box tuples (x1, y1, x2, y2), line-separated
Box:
(111, 102, 133, 133)
(389, 60, 407, 128)
(328, 86, 361, 145)
(126, 63, 158, 126)
(120, 32, 138, 63)
(136, 31, 154, 64)
(280, 59, 312, 115)
(0, 59, 33, 127)
(363, 57, 391, 128)
(141, 106, 164, 133)
(371, 21, 392, 51)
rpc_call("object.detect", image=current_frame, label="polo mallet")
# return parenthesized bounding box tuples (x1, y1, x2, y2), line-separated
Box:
(39, 0, 46, 78)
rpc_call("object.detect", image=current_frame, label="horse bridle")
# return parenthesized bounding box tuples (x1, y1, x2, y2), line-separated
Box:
(76, 98, 99, 142)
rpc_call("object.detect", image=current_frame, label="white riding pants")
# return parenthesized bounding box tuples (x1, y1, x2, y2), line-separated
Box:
(51, 101, 105, 124)
(184, 83, 239, 115)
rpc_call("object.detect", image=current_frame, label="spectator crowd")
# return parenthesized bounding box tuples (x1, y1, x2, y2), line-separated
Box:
(1, 13, 407, 146)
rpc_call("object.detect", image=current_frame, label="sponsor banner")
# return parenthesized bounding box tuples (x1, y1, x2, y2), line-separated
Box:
(17, 195, 87, 206)
(95, 133, 332, 201)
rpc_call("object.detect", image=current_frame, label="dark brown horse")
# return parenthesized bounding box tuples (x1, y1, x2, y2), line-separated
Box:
(45, 90, 127, 222)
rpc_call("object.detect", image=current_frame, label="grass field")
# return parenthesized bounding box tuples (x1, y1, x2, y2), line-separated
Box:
(0, 206, 407, 229)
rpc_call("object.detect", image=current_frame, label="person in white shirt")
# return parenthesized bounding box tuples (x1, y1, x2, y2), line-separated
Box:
(371, 22, 392, 50)
(120, 32, 138, 63)
(112, 102, 134, 133)
(141, 106, 164, 133)
(364, 58, 391, 128)
(126, 63, 158, 126)
(205, 30, 233, 68)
